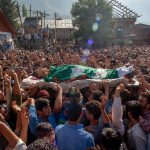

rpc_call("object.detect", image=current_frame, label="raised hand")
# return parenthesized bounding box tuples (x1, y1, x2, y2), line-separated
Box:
(12, 101, 21, 114)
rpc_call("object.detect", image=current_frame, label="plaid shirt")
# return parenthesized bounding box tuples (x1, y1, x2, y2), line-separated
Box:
(140, 111, 150, 133)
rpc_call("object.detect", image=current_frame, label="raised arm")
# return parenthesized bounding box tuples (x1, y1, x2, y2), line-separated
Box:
(0, 65, 3, 91)
(10, 71, 22, 106)
(112, 84, 125, 136)
(0, 121, 20, 148)
(52, 84, 63, 113)
(4, 75, 12, 108)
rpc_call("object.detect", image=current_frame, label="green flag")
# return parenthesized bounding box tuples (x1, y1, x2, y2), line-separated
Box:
(44, 65, 133, 82)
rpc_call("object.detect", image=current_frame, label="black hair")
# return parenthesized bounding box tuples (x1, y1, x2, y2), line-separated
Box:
(35, 98, 50, 111)
(27, 139, 58, 150)
(102, 128, 122, 150)
(36, 122, 53, 139)
(85, 101, 101, 120)
(65, 101, 82, 122)
(141, 92, 150, 104)
(92, 90, 104, 103)
(126, 101, 143, 120)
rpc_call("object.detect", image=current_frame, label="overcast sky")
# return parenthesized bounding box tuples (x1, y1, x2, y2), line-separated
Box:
(18, 0, 150, 25)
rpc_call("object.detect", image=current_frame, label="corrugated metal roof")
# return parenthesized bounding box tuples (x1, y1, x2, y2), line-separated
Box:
(45, 19, 73, 29)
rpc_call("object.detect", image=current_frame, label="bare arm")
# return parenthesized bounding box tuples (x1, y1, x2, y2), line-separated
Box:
(11, 71, 22, 106)
(100, 96, 111, 125)
(4, 75, 12, 109)
(0, 121, 19, 148)
(0, 65, 3, 91)
(53, 84, 63, 113)
(112, 84, 125, 136)
(20, 108, 29, 143)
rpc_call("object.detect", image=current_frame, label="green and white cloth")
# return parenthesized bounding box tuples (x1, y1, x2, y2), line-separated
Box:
(44, 64, 133, 82)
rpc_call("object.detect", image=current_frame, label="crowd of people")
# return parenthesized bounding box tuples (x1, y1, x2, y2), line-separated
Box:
(0, 44, 149, 150)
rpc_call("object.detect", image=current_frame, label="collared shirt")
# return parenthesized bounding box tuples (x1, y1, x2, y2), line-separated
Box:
(29, 105, 57, 135)
(140, 111, 150, 133)
(128, 123, 147, 150)
(55, 122, 95, 150)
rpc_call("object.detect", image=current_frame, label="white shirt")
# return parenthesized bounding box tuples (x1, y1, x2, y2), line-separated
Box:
(112, 96, 125, 136)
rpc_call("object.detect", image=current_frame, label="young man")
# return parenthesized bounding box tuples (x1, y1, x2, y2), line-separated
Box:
(28, 84, 62, 135)
(55, 101, 95, 150)
(85, 101, 102, 145)
(36, 122, 55, 144)
(126, 101, 147, 150)
(138, 92, 150, 150)
(27, 138, 58, 150)
(28, 98, 57, 135)
(101, 128, 122, 150)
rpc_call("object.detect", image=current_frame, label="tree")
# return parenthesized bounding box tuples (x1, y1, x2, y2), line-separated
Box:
(22, 4, 28, 17)
(71, 0, 113, 47)
(0, 0, 18, 28)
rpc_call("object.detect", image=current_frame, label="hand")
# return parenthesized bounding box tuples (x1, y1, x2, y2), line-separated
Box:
(139, 75, 145, 84)
(115, 84, 125, 97)
(50, 83, 62, 92)
(103, 80, 110, 88)
(21, 107, 29, 127)
(7, 70, 17, 78)
(12, 101, 21, 114)
(27, 98, 35, 106)
(4, 75, 11, 86)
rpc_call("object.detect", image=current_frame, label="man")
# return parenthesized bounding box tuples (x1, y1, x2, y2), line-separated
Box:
(126, 101, 147, 150)
(36, 122, 55, 144)
(85, 101, 102, 145)
(55, 101, 95, 150)
(28, 98, 57, 135)
(138, 92, 150, 150)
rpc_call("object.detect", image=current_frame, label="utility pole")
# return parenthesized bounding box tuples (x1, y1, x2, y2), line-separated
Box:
(44, 11, 46, 28)
(54, 12, 57, 43)
(16, 2, 22, 27)
(30, 5, 32, 18)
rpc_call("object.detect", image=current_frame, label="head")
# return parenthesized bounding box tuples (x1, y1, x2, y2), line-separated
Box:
(65, 87, 83, 103)
(35, 98, 51, 117)
(0, 103, 7, 119)
(27, 139, 58, 150)
(138, 92, 150, 109)
(36, 122, 55, 144)
(91, 90, 104, 103)
(102, 128, 122, 150)
(65, 102, 82, 123)
(120, 89, 130, 105)
(85, 101, 101, 121)
(126, 101, 143, 122)
(37, 90, 50, 99)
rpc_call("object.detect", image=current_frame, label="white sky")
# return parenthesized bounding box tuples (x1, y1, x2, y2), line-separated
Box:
(18, 0, 150, 25)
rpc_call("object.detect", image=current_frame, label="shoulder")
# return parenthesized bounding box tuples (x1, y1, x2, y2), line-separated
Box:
(55, 125, 65, 133)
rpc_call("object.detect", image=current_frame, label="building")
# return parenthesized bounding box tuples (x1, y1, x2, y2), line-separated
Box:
(45, 19, 74, 42)
(0, 9, 16, 34)
(133, 24, 150, 45)
(23, 16, 42, 33)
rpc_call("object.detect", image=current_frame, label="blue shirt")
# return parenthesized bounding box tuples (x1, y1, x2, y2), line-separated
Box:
(55, 122, 95, 150)
(29, 105, 57, 135)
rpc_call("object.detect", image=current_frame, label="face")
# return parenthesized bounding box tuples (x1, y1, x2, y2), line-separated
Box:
(85, 109, 93, 121)
(49, 130, 55, 144)
(0, 105, 7, 119)
(41, 104, 51, 117)
(138, 95, 148, 108)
